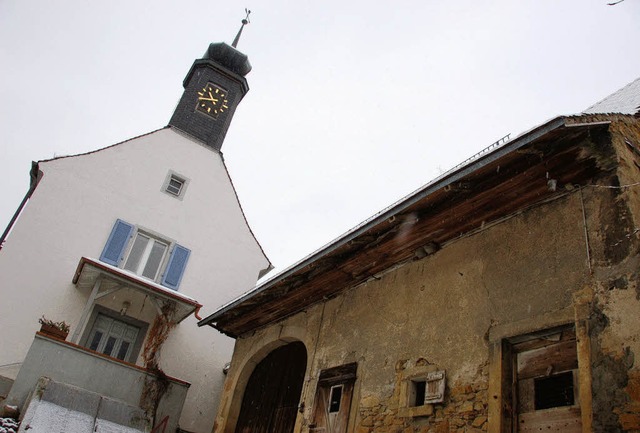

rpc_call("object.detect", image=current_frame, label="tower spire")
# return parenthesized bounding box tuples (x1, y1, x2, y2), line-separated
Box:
(169, 14, 252, 151)
(231, 9, 251, 48)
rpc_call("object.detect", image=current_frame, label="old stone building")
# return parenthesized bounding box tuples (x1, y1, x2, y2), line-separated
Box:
(199, 78, 640, 432)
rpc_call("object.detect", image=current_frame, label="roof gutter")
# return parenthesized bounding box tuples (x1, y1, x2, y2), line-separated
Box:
(198, 115, 569, 328)
(0, 162, 43, 251)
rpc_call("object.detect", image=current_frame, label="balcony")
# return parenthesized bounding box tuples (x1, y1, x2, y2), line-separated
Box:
(4, 332, 189, 432)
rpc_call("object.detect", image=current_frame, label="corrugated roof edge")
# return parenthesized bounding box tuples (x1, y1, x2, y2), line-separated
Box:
(198, 115, 574, 328)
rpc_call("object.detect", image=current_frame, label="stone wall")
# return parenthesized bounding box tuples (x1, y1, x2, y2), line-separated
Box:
(357, 359, 490, 433)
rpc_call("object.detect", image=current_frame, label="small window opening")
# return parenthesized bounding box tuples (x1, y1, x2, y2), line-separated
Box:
(534, 371, 574, 410)
(161, 171, 189, 200)
(166, 175, 184, 196)
(329, 385, 343, 413)
(410, 380, 427, 407)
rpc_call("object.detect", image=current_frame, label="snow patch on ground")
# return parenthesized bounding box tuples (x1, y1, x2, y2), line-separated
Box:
(0, 417, 19, 433)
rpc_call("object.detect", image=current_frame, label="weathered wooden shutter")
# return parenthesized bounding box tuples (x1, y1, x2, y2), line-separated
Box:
(161, 244, 190, 290)
(311, 363, 357, 433)
(99, 219, 134, 266)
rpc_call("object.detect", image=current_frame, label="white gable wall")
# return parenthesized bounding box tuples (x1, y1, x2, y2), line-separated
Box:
(0, 128, 270, 432)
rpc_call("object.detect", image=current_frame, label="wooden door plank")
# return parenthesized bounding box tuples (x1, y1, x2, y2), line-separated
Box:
(518, 407, 581, 433)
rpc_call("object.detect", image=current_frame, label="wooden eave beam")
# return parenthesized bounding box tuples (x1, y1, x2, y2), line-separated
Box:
(213, 124, 614, 336)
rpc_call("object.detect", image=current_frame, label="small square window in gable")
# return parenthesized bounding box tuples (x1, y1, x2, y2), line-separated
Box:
(167, 177, 184, 196)
(162, 170, 189, 200)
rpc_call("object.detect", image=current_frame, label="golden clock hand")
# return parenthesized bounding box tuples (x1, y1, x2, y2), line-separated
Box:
(199, 96, 219, 103)
(208, 91, 219, 104)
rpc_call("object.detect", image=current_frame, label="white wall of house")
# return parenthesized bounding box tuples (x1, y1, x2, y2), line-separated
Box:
(0, 127, 270, 432)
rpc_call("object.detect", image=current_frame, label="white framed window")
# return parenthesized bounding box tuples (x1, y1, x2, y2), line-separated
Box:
(99, 219, 191, 290)
(162, 170, 189, 200)
(88, 314, 140, 361)
(328, 384, 343, 413)
(166, 176, 184, 196)
(123, 232, 169, 280)
(80, 305, 148, 363)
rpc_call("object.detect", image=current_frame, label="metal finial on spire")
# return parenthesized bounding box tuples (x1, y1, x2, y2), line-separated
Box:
(232, 9, 251, 49)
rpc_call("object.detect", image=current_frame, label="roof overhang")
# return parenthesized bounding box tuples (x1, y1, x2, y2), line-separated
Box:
(73, 257, 202, 323)
(200, 115, 619, 337)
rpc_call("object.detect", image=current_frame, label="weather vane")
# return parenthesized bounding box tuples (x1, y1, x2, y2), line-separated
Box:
(232, 8, 251, 48)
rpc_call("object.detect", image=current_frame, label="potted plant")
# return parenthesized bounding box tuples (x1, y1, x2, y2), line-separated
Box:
(38, 316, 70, 340)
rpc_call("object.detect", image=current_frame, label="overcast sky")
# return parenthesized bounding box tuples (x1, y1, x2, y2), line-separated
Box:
(1, 1, 639, 276)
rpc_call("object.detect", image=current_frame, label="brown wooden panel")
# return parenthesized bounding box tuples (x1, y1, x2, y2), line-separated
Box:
(517, 340, 577, 380)
(311, 386, 330, 433)
(512, 328, 575, 353)
(517, 378, 535, 414)
(502, 341, 515, 433)
(331, 384, 354, 433)
(318, 362, 357, 384)
(234, 342, 307, 433)
(312, 364, 357, 433)
(518, 407, 582, 433)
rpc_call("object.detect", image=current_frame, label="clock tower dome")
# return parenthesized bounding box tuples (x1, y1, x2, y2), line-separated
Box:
(168, 42, 251, 151)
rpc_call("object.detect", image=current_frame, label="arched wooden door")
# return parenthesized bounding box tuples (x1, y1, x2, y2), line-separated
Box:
(235, 342, 307, 433)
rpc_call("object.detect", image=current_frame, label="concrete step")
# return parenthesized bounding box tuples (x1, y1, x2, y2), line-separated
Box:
(0, 375, 14, 399)
(18, 377, 149, 433)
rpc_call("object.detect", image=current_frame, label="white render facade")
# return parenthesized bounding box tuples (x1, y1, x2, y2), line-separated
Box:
(0, 126, 270, 432)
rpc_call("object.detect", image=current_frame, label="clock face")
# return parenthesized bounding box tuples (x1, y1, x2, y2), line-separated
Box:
(196, 82, 229, 119)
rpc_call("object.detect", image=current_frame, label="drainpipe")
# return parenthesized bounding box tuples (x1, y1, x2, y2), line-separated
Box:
(0, 161, 43, 251)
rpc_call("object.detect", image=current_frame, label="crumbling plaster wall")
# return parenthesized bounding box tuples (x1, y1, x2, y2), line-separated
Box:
(580, 115, 640, 432)
(217, 118, 640, 433)
(221, 191, 592, 433)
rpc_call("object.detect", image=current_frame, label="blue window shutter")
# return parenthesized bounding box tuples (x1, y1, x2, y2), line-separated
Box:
(99, 219, 134, 266)
(161, 244, 190, 290)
